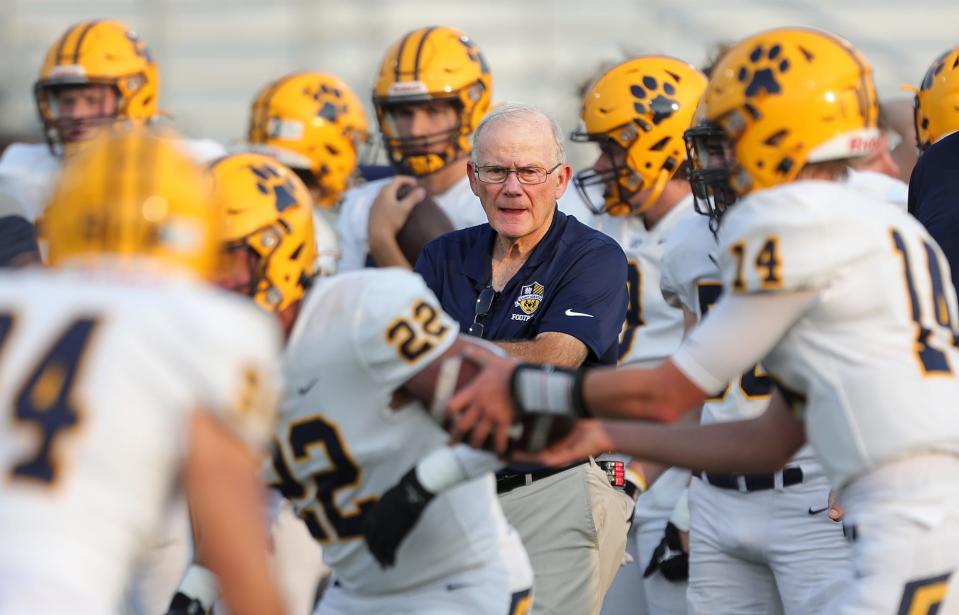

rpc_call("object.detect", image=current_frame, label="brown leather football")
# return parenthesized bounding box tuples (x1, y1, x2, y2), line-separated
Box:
(395, 183, 454, 265)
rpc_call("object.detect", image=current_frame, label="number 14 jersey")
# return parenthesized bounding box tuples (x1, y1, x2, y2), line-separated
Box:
(266, 269, 514, 595)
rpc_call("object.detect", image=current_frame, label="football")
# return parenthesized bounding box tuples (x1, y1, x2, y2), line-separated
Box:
(395, 183, 454, 265)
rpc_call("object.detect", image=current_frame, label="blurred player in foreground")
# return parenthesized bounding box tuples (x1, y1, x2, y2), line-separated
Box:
(0, 128, 284, 615)
(449, 27, 959, 614)
(174, 152, 532, 614)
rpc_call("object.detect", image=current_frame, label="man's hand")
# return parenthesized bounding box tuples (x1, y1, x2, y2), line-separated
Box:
(446, 345, 520, 453)
(368, 177, 424, 241)
(510, 419, 614, 466)
(362, 467, 435, 568)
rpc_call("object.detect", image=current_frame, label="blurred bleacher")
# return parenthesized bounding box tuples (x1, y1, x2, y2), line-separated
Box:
(1, 0, 956, 168)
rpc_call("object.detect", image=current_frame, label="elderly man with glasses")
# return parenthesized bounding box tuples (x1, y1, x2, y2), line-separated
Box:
(413, 103, 631, 615)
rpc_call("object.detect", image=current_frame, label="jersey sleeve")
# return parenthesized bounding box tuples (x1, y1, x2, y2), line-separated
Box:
(190, 298, 284, 451)
(717, 187, 875, 295)
(354, 269, 460, 391)
(536, 239, 628, 361)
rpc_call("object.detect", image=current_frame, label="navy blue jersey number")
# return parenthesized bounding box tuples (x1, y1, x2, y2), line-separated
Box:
(271, 416, 377, 542)
(697, 282, 771, 401)
(618, 260, 644, 361)
(3, 315, 99, 484)
(891, 229, 957, 375)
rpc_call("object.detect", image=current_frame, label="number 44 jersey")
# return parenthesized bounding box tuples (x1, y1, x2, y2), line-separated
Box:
(0, 267, 281, 613)
(713, 180, 959, 489)
(266, 269, 517, 595)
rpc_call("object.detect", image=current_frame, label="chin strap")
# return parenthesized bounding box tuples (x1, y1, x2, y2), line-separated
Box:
(636, 167, 672, 214)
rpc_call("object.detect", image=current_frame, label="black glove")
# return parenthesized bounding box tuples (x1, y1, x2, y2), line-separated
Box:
(643, 521, 689, 582)
(165, 591, 212, 615)
(362, 467, 435, 568)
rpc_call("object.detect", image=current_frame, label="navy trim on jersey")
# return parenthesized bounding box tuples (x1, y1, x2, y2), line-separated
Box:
(414, 207, 628, 366)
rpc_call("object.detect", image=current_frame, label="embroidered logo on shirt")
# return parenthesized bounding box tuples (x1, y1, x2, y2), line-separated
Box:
(516, 281, 545, 316)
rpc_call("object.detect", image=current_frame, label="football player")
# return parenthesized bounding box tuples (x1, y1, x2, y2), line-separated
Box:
(336, 25, 492, 271)
(654, 39, 851, 613)
(248, 71, 371, 276)
(449, 27, 959, 614)
(0, 20, 224, 224)
(176, 152, 533, 614)
(0, 128, 283, 615)
(570, 55, 707, 615)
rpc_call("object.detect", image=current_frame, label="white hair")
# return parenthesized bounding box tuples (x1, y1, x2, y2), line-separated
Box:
(471, 103, 567, 165)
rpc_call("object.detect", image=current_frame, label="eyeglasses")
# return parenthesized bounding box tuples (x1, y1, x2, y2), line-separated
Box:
(466, 285, 497, 338)
(474, 163, 562, 185)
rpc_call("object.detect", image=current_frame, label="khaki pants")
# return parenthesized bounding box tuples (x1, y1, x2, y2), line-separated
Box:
(499, 460, 632, 615)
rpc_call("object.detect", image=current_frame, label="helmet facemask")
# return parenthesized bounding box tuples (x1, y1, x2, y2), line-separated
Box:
(571, 131, 642, 216)
(685, 122, 740, 232)
(377, 97, 469, 176)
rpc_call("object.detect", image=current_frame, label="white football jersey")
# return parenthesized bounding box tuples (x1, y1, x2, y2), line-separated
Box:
(0, 139, 226, 223)
(0, 266, 280, 614)
(336, 175, 487, 272)
(590, 196, 695, 366)
(845, 169, 908, 210)
(660, 211, 819, 468)
(266, 268, 513, 595)
(717, 180, 959, 488)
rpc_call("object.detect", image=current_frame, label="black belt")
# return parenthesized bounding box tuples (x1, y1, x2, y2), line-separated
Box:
(496, 461, 587, 495)
(697, 466, 803, 492)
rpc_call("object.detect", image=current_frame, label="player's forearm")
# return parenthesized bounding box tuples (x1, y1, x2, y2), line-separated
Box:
(600, 409, 802, 474)
(582, 361, 704, 423)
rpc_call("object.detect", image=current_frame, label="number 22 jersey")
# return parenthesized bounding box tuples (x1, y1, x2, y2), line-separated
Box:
(266, 269, 517, 595)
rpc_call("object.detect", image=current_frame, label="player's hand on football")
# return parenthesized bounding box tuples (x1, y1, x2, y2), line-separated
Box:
(446, 345, 519, 454)
(368, 176, 425, 238)
(510, 419, 613, 466)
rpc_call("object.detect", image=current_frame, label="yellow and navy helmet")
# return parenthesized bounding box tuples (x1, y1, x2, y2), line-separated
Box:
(686, 28, 879, 223)
(912, 46, 959, 152)
(35, 20, 158, 154)
(209, 153, 317, 313)
(372, 26, 492, 176)
(44, 127, 220, 279)
(248, 72, 369, 209)
(571, 56, 707, 216)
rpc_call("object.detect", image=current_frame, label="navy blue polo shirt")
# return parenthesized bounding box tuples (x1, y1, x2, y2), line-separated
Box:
(415, 208, 628, 366)
(909, 131, 959, 292)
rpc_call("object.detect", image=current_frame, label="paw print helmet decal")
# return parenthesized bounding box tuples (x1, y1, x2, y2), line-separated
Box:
(910, 46, 959, 152)
(687, 27, 880, 213)
(572, 56, 707, 216)
(248, 71, 369, 208)
(209, 153, 317, 312)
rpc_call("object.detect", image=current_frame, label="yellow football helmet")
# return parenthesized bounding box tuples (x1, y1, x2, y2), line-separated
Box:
(44, 127, 219, 279)
(571, 56, 707, 216)
(373, 26, 492, 176)
(248, 72, 369, 208)
(912, 45, 959, 152)
(209, 153, 317, 312)
(686, 28, 879, 222)
(35, 20, 158, 154)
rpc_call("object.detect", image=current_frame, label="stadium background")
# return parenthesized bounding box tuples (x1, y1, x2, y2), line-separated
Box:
(0, 0, 956, 168)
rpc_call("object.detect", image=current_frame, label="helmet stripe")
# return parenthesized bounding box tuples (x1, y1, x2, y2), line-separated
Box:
(412, 26, 438, 81)
(394, 29, 417, 82)
(54, 24, 80, 66)
(70, 19, 103, 65)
